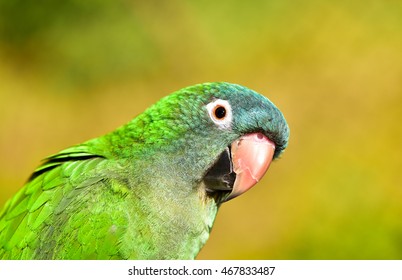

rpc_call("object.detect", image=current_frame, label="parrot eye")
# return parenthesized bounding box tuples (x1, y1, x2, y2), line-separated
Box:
(206, 99, 232, 129)
(214, 106, 226, 119)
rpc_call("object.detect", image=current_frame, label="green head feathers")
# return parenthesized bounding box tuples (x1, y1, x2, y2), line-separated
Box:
(107, 82, 289, 160)
(100, 82, 290, 190)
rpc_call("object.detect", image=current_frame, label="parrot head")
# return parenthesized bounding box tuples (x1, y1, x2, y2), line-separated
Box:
(109, 82, 289, 204)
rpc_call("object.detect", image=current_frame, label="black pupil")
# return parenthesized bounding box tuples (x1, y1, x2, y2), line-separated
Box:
(215, 106, 226, 119)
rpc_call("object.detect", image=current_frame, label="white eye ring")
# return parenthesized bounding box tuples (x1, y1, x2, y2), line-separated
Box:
(206, 99, 233, 129)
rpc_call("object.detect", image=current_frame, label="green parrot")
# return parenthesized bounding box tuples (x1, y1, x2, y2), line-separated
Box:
(0, 82, 289, 259)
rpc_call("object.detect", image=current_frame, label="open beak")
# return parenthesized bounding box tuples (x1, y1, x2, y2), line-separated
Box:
(226, 132, 276, 201)
(203, 132, 276, 202)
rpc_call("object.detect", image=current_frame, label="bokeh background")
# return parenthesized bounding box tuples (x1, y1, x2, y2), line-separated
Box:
(1, 0, 402, 259)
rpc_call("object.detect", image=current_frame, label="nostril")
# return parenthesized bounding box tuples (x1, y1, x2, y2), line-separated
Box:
(256, 133, 264, 140)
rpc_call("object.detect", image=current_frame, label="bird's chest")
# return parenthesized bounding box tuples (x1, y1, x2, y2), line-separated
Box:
(123, 185, 219, 259)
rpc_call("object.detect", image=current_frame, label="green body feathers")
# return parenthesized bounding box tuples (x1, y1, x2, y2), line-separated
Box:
(0, 82, 289, 259)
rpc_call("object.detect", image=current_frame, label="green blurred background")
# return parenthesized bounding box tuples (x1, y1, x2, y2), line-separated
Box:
(1, 0, 402, 259)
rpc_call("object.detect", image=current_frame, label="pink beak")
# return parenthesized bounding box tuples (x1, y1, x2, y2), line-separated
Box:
(226, 132, 276, 201)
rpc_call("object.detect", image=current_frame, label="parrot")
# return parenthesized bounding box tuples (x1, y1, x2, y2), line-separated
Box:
(0, 82, 289, 259)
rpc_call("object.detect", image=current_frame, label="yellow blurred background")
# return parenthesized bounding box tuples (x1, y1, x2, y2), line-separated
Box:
(1, 0, 402, 259)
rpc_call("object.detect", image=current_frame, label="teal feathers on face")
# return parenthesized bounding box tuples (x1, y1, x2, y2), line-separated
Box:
(0, 82, 289, 259)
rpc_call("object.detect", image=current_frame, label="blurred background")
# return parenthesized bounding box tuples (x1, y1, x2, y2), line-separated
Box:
(1, 0, 402, 259)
